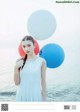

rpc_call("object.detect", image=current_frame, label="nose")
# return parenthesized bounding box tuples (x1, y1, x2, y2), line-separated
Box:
(25, 47, 30, 51)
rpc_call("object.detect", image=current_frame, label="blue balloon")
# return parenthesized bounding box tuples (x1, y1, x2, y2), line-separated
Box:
(27, 10, 57, 40)
(39, 43, 65, 68)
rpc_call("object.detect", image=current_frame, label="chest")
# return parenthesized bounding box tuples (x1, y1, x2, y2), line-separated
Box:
(20, 60, 42, 78)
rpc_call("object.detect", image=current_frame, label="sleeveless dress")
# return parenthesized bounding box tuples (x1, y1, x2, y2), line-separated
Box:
(16, 56, 45, 102)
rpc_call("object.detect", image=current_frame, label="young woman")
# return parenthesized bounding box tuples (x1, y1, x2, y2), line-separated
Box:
(14, 35, 46, 102)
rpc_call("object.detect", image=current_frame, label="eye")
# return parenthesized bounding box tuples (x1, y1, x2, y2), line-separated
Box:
(27, 44, 31, 47)
(22, 45, 26, 48)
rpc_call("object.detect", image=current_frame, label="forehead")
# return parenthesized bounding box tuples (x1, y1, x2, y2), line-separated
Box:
(21, 40, 33, 45)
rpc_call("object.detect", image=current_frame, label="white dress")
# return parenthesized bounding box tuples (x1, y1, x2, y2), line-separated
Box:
(16, 56, 45, 102)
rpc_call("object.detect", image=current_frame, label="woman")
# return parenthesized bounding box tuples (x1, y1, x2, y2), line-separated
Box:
(14, 35, 46, 102)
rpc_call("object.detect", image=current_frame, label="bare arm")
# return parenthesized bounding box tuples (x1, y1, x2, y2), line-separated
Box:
(41, 60, 46, 101)
(14, 66, 20, 85)
(14, 59, 23, 85)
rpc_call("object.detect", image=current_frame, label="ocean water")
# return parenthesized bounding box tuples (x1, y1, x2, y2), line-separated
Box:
(0, 48, 80, 102)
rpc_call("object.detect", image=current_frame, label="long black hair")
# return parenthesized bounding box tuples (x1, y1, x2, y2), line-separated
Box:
(21, 35, 34, 69)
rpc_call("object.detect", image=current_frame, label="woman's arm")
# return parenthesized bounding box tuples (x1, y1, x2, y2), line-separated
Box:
(14, 66, 20, 85)
(14, 59, 23, 85)
(41, 60, 46, 101)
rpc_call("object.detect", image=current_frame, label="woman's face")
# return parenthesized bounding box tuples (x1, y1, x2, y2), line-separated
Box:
(21, 40, 35, 54)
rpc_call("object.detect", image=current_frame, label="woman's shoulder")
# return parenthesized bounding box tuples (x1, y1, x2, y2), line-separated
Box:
(38, 57, 47, 68)
(38, 57, 46, 63)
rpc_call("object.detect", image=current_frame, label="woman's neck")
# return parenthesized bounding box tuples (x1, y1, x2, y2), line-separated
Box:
(27, 53, 37, 60)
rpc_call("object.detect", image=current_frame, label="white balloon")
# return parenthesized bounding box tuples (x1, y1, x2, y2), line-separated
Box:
(27, 10, 57, 40)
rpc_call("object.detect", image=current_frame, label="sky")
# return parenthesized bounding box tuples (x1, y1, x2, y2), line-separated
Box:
(0, 0, 80, 49)
(0, 0, 54, 48)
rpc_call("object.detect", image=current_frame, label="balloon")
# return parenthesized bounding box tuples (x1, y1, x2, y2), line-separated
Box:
(39, 43, 65, 68)
(27, 10, 57, 40)
(34, 40, 39, 55)
(18, 39, 39, 57)
(18, 42, 25, 57)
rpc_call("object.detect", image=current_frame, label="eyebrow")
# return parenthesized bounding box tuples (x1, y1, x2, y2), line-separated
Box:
(22, 44, 31, 46)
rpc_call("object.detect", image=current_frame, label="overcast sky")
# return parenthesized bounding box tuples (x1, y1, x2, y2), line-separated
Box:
(0, 0, 80, 49)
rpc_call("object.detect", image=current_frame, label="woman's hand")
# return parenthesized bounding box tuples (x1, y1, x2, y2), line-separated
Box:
(15, 59, 24, 69)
